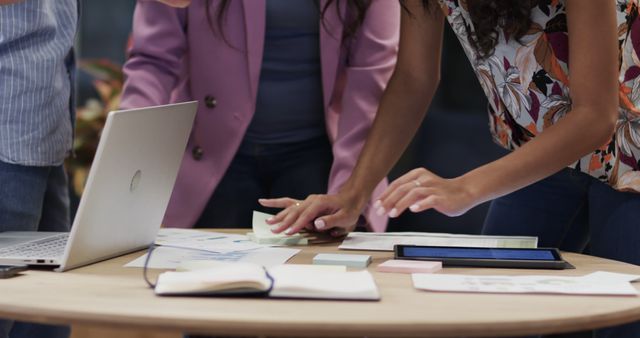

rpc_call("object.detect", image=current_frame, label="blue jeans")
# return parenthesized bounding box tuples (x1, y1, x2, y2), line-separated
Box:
(483, 168, 640, 338)
(0, 160, 71, 338)
(194, 136, 333, 229)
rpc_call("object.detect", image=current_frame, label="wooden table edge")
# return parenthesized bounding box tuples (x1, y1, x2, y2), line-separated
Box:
(1, 300, 640, 337)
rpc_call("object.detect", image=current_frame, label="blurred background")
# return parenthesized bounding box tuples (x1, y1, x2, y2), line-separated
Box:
(73, 2, 508, 235)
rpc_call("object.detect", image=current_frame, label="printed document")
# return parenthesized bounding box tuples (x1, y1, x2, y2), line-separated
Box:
(154, 228, 267, 253)
(125, 228, 299, 269)
(412, 272, 640, 296)
(124, 246, 300, 269)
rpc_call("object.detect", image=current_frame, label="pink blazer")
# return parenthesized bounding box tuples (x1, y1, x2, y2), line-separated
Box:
(120, 0, 399, 232)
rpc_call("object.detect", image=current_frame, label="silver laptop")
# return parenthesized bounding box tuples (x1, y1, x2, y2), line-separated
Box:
(0, 101, 197, 271)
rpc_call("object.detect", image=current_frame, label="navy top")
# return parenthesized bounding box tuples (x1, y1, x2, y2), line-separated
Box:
(244, 0, 326, 144)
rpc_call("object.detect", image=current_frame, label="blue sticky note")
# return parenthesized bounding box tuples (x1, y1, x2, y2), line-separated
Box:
(313, 253, 372, 268)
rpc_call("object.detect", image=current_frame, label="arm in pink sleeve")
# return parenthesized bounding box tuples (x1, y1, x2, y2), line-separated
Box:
(120, 0, 188, 109)
(327, 0, 400, 231)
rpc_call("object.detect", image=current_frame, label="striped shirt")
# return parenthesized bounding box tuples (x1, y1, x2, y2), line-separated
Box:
(0, 0, 77, 166)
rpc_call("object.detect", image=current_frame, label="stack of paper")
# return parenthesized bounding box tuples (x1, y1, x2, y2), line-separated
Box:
(376, 259, 442, 274)
(154, 228, 267, 253)
(339, 232, 538, 251)
(124, 228, 300, 269)
(412, 271, 640, 296)
(246, 211, 308, 246)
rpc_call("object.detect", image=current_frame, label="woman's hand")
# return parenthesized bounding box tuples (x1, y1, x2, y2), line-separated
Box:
(375, 168, 478, 219)
(258, 190, 367, 237)
(258, 3, 447, 237)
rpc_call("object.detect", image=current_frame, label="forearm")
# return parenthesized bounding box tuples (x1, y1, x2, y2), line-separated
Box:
(465, 0, 618, 205)
(326, 0, 400, 197)
(339, 4, 444, 206)
(263, 3, 445, 234)
(462, 107, 616, 204)
(340, 68, 438, 203)
(120, 1, 187, 108)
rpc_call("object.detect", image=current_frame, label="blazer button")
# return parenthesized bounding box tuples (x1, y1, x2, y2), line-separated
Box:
(204, 95, 217, 108)
(192, 146, 204, 161)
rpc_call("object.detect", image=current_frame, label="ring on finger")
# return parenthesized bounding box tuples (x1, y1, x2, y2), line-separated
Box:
(294, 202, 301, 207)
(414, 180, 421, 187)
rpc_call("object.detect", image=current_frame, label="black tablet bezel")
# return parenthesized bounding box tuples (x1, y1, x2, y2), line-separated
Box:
(394, 245, 567, 270)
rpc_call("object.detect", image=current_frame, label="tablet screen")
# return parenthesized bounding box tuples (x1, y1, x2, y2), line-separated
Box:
(401, 247, 558, 261)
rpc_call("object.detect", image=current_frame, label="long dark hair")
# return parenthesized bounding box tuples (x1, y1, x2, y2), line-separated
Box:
(206, 0, 371, 43)
(402, 0, 539, 58)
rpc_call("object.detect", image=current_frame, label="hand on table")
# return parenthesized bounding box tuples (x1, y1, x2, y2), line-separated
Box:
(375, 168, 477, 219)
(258, 191, 365, 237)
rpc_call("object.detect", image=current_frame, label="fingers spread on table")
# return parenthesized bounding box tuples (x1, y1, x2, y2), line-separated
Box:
(409, 194, 441, 213)
(376, 168, 438, 218)
(316, 209, 356, 234)
(285, 196, 331, 234)
(378, 168, 423, 201)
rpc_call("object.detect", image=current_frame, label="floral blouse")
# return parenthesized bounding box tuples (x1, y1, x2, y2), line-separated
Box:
(440, 0, 640, 193)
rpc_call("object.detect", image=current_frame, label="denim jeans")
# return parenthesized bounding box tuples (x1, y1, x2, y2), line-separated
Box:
(194, 136, 333, 229)
(483, 168, 640, 338)
(0, 160, 71, 338)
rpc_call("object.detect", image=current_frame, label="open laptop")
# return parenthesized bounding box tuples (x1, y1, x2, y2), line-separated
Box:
(0, 101, 197, 271)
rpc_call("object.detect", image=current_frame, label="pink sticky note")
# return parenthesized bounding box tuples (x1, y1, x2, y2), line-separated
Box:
(376, 259, 442, 274)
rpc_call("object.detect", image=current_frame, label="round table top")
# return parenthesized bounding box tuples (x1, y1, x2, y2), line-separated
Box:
(1, 230, 640, 337)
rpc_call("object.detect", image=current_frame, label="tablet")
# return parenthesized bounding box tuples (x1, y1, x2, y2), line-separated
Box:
(394, 245, 567, 269)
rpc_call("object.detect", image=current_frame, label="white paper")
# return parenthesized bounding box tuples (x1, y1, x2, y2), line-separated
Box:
(412, 273, 639, 296)
(268, 266, 380, 300)
(155, 228, 267, 253)
(339, 232, 538, 251)
(580, 271, 640, 283)
(153, 263, 376, 299)
(124, 246, 300, 269)
(252, 211, 276, 237)
(155, 263, 273, 295)
(249, 211, 306, 245)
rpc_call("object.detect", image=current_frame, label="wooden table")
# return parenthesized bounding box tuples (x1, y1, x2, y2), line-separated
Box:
(1, 230, 640, 337)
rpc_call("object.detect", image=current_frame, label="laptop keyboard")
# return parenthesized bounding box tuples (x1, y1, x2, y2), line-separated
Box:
(0, 233, 68, 259)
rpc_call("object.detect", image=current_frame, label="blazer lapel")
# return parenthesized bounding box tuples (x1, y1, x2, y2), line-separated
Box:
(320, 0, 345, 110)
(242, 0, 266, 100)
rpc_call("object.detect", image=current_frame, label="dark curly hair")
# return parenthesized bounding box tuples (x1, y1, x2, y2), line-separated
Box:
(402, 0, 539, 58)
(207, 0, 371, 43)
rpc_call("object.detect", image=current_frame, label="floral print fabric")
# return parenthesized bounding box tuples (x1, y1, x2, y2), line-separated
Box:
(440, 0, 640, 192)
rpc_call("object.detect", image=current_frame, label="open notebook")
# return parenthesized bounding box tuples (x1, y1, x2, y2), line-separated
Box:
(154, 262, 380, 301)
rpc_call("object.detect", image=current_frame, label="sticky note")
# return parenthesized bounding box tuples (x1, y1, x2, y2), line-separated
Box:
(247, 211, 308, 246)
(312, 253, 371, 268)
(376, 259, 442, 274)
